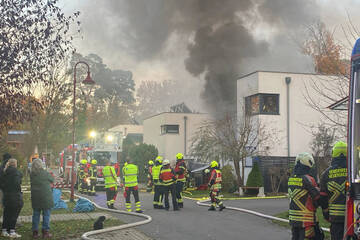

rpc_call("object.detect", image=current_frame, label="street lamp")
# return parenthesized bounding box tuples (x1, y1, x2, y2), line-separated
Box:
(71, 61, 95, 201)
(89, 130, 97, 147)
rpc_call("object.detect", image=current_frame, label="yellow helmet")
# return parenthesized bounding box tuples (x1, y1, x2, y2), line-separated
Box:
(332, 141, 347, 158)
(124, 161, 128, 166)
(156, 156, 163, 164)
(91, 159, 97, 165)
(80, 159, 88, 164)
(148, 160, 154, 165)
(210, 161, 218, 168)
(176, 153, 184, 160)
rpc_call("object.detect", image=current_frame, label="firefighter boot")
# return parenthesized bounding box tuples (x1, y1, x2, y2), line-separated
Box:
(178, 202, 183, 208)
(208, 205, 216, 211)
(219, 204, 226, 211)
(110, 204, 117, 210)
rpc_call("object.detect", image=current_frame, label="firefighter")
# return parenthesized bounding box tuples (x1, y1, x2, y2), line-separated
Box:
(174, 153, 187, 208)
(78, 159, 89, 194)
(122, 159, 142, 213)
(320, 141, 347, 240)
(103, 159, 118, 209)
(88, 159, 97, 196)
(146, 160, 154, 192)
(152, 156, 164, 209)
(159, 159, 179, 211)
(288, 152, 321, 240)
(207, 161, 225, 211)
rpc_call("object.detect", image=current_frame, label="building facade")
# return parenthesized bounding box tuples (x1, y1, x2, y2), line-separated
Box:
(143, 112, 210, 161)
(237, 71, 340, 191)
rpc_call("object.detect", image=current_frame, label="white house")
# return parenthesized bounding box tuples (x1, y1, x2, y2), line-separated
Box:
(237, 71, 340, 191)
(143, 112, 210, 162)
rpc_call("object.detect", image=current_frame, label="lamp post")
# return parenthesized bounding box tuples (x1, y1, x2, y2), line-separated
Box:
(71, 61, 95, 201)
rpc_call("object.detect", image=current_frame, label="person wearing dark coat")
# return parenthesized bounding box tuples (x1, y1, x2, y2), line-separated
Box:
(30, 159, 54, 239)
(0, 153, 12, 176)
(1, 158, 23, 238)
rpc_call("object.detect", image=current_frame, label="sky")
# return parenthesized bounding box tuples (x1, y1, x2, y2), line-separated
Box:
(59, 0, 360, 115)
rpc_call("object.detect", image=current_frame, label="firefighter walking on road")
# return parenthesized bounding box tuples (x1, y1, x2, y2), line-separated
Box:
(159, 159, 179, 211)
(88, 159, 97, 196)
(320, 141, 347, 240)
(174, 153, 187, 208)
(152, 156, 164, 209)
(288, 152, 323, 240)
(103, 159, 118, 209)
(207, 161, 225, 211)
(146, 160, 154, 192)
(122, 159, 143, 213)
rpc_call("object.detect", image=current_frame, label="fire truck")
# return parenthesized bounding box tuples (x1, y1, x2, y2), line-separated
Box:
(345, 37, 360, 239)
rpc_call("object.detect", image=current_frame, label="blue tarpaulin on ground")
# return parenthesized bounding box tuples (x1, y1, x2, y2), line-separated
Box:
(52, 188, 68, 209)
(73, 198, 95, 212)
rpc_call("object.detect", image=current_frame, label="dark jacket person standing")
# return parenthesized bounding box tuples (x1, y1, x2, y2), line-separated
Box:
(1, 158, 23, 238)
(31, 159, 54, 239)
(320, 141, 347, 240)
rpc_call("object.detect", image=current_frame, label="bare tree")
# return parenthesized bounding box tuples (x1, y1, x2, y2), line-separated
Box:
(302, 21, 352, 136)
(190, 113, 274, 187)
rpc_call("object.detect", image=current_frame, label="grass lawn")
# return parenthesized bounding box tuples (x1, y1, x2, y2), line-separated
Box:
(14, 218, 123, 240)
(183, 189, 242, 199)
(0, 191, 99, 216)
(274, 208, 331, 239)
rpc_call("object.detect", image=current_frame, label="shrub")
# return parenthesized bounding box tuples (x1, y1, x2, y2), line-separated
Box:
(246, 162, 263, 195)
(128, 143, 158, 182)
(221, 165, 237, 193)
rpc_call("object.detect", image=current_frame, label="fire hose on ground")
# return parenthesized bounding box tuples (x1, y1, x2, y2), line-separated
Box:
(63, 190, 152, 240)
(196, 198, 330, 233)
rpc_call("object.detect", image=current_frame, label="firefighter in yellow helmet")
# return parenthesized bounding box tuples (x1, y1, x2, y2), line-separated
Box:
(146, 160, 154, 192)
(174, 153, 187, 208)
(103, 159, 118, 209)
(88, 159, 97, 196)
(289, 152, 323, 240)
(208, 161, 225, 211)
(320, 141, 347, 240)
(122, 158, 142, 213)
(152, 156, 164, 209)
(78, 159, 89, 194)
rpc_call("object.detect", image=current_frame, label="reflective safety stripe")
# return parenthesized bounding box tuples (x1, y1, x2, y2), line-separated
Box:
(288, 187, 315, 223)
(136, 201, 141, 211)
(329, 203, 345, 216)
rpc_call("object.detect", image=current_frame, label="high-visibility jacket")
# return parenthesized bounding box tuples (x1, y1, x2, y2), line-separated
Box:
(103, 165, 117, 188)
(89, 164, 97, 179)
(288, 174, 320, 227)
(152, 165, 162, 184)
(175, 160, 187, 182)
(159, 166, 176, 186)
(320, 156, 347, 223)
(78, 165, 87, 179)
(208, 169, 222, 191)
(122, 163, 138, 187)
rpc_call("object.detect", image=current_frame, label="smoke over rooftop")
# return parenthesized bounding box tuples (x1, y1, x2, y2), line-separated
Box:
(72, 0, 319, 116)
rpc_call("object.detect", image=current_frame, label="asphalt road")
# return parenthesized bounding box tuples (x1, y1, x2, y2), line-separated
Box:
(84, 191, 291, 240)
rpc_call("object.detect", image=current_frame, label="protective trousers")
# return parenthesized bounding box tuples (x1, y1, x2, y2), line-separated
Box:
(175, 181, 184, 206)
(123, 186, 141, 212)
(106, 187, 117, 208)
(153, 181, 163, 208)
(163, 184, 178, 210)
(291, 225, 317, 240)
(330, 222, 344, 240)
(210, 190, 223, 207)
(89, 178, 96, 194)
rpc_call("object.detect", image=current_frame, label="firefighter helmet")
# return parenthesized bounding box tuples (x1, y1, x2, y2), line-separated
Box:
(176, 153, 184, 160)
(80, 159, 88, 164)
(148, 160, 154, 165)
(332, 141, 347, 158)
(162, 159, 170, 166)
(156, 156, 163, 164)
(91, 159, 97, 165)
(204, 169, 210, 174)
(296, 152, 314, 168)
(210, 161, 218, 168)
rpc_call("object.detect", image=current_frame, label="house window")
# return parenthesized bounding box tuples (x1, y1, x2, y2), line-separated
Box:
(245, 94, 279, 115)
(161, 125, 179, 134)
